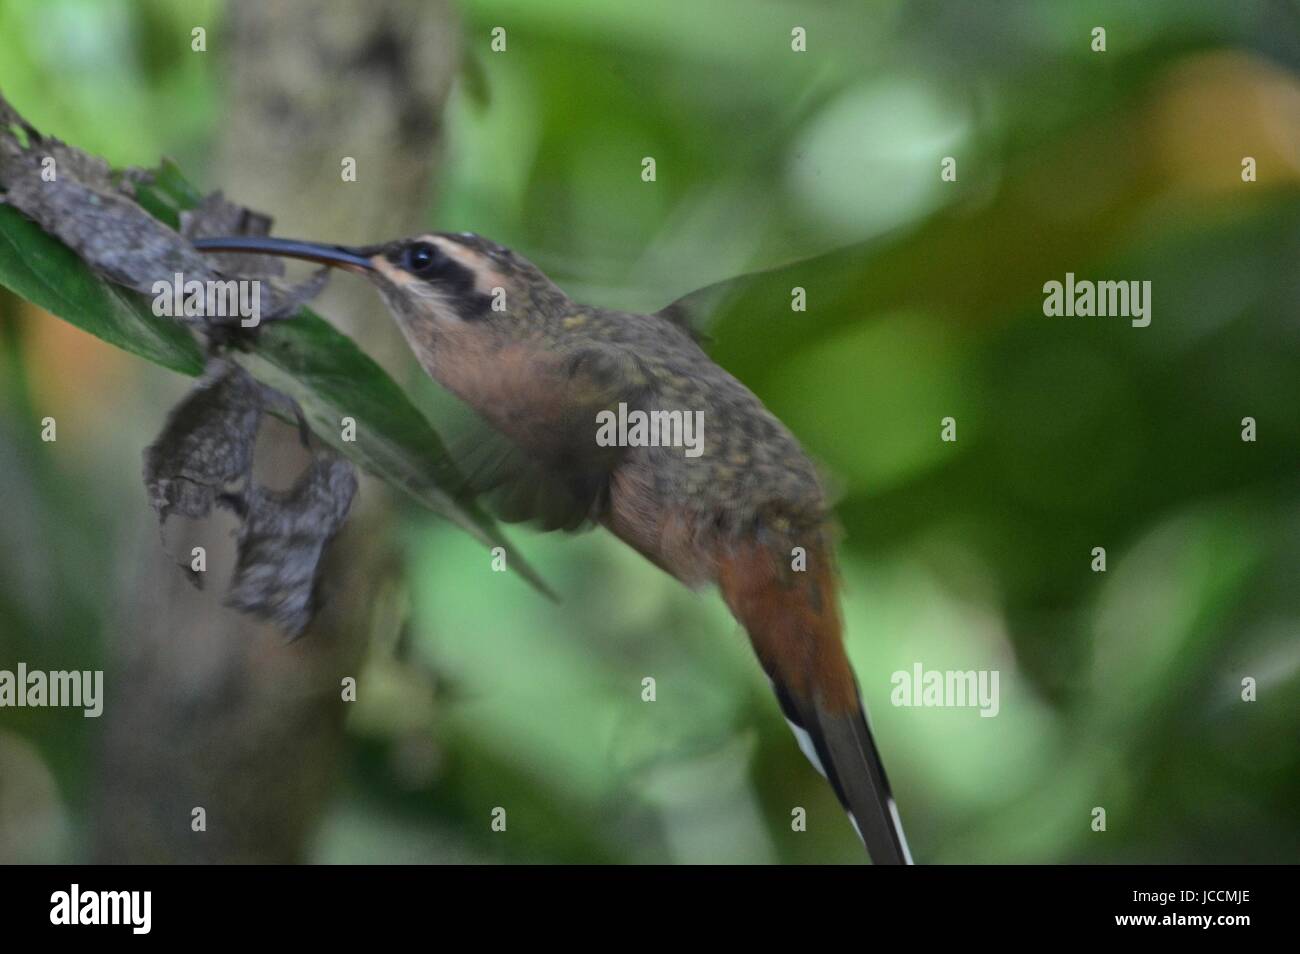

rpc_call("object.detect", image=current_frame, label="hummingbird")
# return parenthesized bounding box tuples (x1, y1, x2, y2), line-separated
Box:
(193, 231, 914, 864)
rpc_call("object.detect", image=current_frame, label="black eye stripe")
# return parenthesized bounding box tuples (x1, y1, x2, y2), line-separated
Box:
(383, 239, 492, 320)
(403, 242, 440, 275)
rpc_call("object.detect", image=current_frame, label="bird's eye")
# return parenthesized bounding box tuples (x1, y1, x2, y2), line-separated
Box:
(404, 242, 439, 274)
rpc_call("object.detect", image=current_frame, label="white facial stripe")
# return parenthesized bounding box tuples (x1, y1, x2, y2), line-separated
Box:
(430, 236, 509, 295)
(370, 256, 417, 286)
(372, 257, 464, 326)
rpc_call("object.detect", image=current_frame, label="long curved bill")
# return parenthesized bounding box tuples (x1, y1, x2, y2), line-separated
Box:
(192, 236, 376, 271)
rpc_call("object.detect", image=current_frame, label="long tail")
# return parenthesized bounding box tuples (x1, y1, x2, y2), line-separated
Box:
(719, 537, 913, 865)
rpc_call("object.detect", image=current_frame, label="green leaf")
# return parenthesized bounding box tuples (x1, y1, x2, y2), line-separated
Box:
(0, 176, 550, 597)
(237, 312, 554, 596)
(127, 158, 204, 229)
(0, 205, 205, 375)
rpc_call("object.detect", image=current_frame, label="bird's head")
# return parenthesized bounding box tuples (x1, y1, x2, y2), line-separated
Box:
(192, 231, 572, 352)
(364, 232, 569, 336)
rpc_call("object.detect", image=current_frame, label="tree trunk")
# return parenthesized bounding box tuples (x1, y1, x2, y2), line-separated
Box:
(93, 0, 459, 863)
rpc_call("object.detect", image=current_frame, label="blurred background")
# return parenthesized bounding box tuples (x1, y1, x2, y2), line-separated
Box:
(1, 0, 1298, 863)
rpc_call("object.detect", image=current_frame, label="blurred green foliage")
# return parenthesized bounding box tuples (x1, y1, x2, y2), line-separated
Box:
(1, 0, 1298, 863)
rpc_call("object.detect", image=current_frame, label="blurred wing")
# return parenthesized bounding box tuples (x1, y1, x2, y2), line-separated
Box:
(651, 251, 820, 343)
(456, 344, 653, 532)
(652, 280, 732, 345)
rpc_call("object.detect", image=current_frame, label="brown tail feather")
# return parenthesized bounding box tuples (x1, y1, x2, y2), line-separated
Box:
(719, 537, 912, 864)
